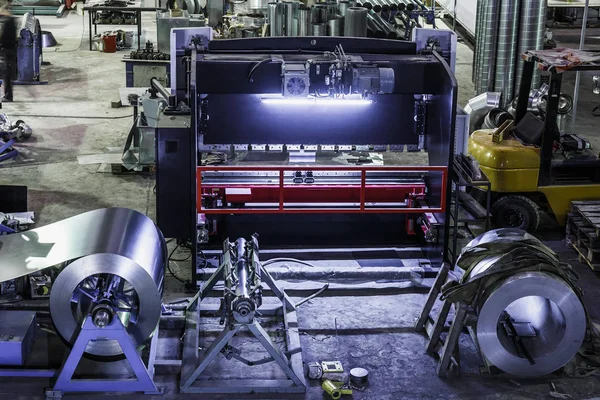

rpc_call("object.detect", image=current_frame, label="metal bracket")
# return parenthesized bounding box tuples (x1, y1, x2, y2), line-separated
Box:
(52, 316, 159, 394)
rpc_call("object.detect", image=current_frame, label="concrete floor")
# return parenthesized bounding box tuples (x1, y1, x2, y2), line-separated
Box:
(1, 10, 600, 400)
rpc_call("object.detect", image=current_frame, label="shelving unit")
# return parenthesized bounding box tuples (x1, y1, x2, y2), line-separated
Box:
(447, 155, 492, 265)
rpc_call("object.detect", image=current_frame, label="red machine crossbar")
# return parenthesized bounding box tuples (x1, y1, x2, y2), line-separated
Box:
(197, 165, 447, 214)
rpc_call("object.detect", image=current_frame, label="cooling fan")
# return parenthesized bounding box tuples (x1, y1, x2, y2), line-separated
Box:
(285, 77, 307, 97)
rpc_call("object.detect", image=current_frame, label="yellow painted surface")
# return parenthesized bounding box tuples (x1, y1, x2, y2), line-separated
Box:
(469, 130, 540, 192)
(478, 165, 539, 192)
(468, 129, 540, 169)
(539, 185, 600, 225)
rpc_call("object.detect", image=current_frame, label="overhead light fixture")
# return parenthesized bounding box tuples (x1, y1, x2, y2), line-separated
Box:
(261, 97, 372, 106)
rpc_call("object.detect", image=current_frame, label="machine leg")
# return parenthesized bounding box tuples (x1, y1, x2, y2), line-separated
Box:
(180, 324, 241, 390)
(436, 303, 467, 377)
(53, 316, 159, 394)
(261, 267, 295, 312)
(248, 322, 305, 387)
(415, 263, 450, 331)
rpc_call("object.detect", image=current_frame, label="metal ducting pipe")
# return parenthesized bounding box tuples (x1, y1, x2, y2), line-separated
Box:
(297, 6, 312, 36)
(312, 22, 327, 35)
(473, 0, 484, 85)
(452, 229, 587, 377)
(463, 91, 502, 133)
(368, 10, 397, 39)
(312, 4, 328, 23)
(338, 0, 351, 16)
(494, 0, 520, 106)
(478, 0, 501, 94)
(327, 15, 344, 36)
(268, 2, 284, 36)
(515, 0, 546, 93)
(345, 6, 368, 37)
(283, 1, 295, 36)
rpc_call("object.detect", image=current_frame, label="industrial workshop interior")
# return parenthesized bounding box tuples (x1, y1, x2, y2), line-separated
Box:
(3, 0, 600, 398)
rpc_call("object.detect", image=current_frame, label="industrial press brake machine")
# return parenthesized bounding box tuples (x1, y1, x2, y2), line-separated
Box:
(154, 29, 458, 286)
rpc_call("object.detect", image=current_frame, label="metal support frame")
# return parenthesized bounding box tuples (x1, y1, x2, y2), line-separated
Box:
(415, 263, 473, 377)
(180, 259, 306, 393)
(0, 316, 159, 395)
(52, 316, 159, 395)
(0, 138, 18, 162)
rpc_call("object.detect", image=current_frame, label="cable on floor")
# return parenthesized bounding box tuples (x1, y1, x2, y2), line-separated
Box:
(53, 12, 86, 53)
(8, 114, 133, 119)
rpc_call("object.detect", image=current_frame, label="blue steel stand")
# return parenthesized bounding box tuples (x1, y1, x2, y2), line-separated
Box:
(0, 138, 18, 162)
(180, 263, 306, 394)
(50, 316, 159, 397)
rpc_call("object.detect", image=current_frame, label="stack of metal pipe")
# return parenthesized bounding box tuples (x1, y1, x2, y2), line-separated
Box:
(473, 0, 546, 106)
(264, 0, 430, 39)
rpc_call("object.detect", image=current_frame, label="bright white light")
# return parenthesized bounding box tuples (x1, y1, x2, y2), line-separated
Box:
(261, 98, 372, 106)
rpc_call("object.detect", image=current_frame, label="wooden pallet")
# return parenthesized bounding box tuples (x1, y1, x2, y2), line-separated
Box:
(567, 201, 600, 271)
(571, 201, 600, 237)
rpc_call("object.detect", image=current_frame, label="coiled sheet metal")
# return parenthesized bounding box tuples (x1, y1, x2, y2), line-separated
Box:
(0, 208, 165, 359)
(451, 229, 586, 377)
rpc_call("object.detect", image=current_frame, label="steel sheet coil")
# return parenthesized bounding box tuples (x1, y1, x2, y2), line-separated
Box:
(0, 208, 166, 360)
(454, 229, 586, 377)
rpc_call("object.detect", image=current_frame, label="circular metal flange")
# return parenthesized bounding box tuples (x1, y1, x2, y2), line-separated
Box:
(476, 271, 586, 376)
(50, 253, 162, 360)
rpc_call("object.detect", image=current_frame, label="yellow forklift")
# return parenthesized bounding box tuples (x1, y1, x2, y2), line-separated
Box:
(468, 49, 600, 232)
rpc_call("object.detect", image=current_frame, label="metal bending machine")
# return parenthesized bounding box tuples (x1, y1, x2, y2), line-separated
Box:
(150, 31, 457, 393)
(155, 30, 458, 284)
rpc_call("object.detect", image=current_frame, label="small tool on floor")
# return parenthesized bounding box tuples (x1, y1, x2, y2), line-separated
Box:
(549, 382, 571, 399)
(322, 379, 352, 400)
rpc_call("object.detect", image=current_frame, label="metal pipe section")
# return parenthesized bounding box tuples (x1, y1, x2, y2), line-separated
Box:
(338, 0, 350, 16)
(297, 6, 312, 36)
(515, 0, 546, 93)
(455, 229, 587, 377)
(283, 1, 295, 36)
(150, 77, 175, 107)
(494, 0, 520, 106)
(268, 2, 284, 36)
(313, 22, 327, 35)
(572, 0, 590, 127)
(345, 6, 368, 37)
(327, 16, 343, 36)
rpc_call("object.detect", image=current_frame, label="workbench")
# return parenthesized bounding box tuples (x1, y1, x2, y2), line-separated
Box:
(83, 4, 164, 51)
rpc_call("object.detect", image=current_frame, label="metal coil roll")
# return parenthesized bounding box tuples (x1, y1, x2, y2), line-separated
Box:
(454, 229, 587, 377)
(0, 208, 166, 361)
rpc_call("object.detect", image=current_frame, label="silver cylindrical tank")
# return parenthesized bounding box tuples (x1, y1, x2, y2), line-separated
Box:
(268, 2, 284, 36)
(344, 7, 367, 37)
(455, 229, 587, 377)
